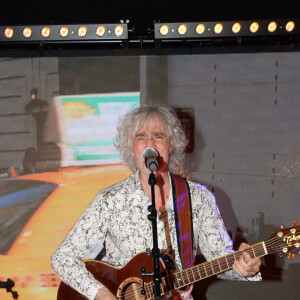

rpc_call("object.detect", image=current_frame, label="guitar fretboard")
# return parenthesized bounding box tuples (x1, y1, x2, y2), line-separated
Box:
(144, 242, 267, 299)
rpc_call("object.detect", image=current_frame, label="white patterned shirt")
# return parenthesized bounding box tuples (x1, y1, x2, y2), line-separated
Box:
(51, 173, 261, 300)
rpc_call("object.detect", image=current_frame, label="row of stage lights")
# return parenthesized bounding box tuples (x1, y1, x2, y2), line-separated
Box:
(154, 19, 298, 39)
(159, 21, 295, 36)
(0, 24, 128, 41)
(0, 19, 298, 43)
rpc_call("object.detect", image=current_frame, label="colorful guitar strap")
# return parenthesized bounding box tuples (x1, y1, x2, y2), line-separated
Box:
(170, 174, 195, 269)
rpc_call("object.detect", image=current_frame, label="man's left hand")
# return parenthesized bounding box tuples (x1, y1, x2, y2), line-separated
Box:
(232, 242, 262, 277)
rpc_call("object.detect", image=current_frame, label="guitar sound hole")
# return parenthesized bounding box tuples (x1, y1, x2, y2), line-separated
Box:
(120, 282, 145, 300)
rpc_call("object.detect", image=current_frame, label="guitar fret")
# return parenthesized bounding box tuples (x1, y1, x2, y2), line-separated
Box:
(183, 269, 189, 285)
(213, 258, 221, 273)
(190, 267, 196, 282)
(224, 255, 230, 269)
(233, 251, 238, 261)
(217, 258, 222, 271)
(187, 268, 193, 284)
(194, 265, 201, 281)
(226, 253, 235, 267)
(199, 264, 207, 278)
(250, 246, 256, 258)
(209, 261, 214, 275)
(262, 241, 267, 254)
(173, 273, 181, 289)
(250, 243, 267, 259)
(257, 243, 266, 256)
(205, 262, 213, 276)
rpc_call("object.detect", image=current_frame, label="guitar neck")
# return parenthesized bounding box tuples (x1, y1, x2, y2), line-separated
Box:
(144, 242, 267, 299)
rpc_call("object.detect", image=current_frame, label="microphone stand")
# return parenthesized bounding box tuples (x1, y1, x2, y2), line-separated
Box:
(147, 171, 162, 300)
(0, 279, 18, 299)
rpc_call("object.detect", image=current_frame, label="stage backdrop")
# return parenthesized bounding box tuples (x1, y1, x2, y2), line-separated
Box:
(0, 53, 299, 299)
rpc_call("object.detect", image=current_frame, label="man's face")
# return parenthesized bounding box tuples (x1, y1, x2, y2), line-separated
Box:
(132, 116, 172, 175)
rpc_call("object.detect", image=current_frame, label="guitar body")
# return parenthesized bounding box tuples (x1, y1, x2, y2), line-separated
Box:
(57, 252, 176, 300)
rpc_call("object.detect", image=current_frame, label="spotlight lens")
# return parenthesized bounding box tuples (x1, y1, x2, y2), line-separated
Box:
(59, 26, 69, 37)
(96, 26, 105, 37)
(232, 22, 241, 34)
(78, 26, 87, 37)
(286, 21, 295, 32)
(41, 27, 51, 38)
(23, 27, 32, 38)
(178, 24, 187, 35)
(268, 21, 277, 33)
(250, 22, 259, 33)
(159, 25, 169, 36)
(4, 27, 13, 38)
(196, 24, 205, 34)
(214, 23, 223, 34)
(115, 25, 124, 37)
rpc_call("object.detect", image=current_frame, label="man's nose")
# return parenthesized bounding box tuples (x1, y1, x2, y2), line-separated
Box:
(145, 136, 155, 148)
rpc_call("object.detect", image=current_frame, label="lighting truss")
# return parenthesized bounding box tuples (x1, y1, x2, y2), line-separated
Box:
(154, 19, 299, 40)
(0, 23, 128, 42)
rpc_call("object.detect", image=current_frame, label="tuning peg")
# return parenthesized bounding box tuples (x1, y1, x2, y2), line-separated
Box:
(292, 221, 298, 227)
(281, 224, 285, 229)
(288, 253, 295, 260)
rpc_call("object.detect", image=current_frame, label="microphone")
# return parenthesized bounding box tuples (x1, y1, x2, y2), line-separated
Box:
(142, 147, 159, 172)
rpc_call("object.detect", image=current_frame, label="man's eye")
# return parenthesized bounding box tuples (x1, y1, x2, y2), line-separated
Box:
(136, 134, 145, 140)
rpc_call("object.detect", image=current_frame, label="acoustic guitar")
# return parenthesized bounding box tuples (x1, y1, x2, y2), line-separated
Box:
(57, 223, 300, 299)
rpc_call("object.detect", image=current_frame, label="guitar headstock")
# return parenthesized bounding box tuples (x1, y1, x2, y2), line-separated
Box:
(265, 222, 300, 259)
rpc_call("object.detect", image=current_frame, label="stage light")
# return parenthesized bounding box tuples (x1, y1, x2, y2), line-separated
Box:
(250, 22, 259, 33)
(78, 26, 87, 37)
(214, 23, 223, 34)
(159, 25, 169, 36)
(23, 27, 32, 38)
(286, 21, 295, 32)
(195, 24, 205, 35)
(268, 21, 277, 33)
(41, 27, 51, 38)
(96, 25, 105, 37)
(178, 24, 187, 35)
(59, 26, 69, 37)
(4, 27, 13, 38)
(232, 22, 241, 34)
(114, 25, 124, 37)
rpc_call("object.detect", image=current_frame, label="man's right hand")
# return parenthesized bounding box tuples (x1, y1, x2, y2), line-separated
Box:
(95, 287, 117, 300)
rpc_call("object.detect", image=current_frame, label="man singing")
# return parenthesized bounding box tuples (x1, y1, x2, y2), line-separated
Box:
(51, 103, 261, 299)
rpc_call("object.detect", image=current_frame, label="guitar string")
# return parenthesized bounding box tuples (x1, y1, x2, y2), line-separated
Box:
(176, 234, 297, 286)
(119, 241, 296, 299)
(118, 232, 298, 299)
(119, 234, 297, 299)
(173, 234, 290, 285)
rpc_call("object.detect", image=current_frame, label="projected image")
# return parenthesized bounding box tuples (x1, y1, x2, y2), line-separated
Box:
(0, 56, 140, 300)
(0, 53, 299, 300)
(48, 93, 140, 167)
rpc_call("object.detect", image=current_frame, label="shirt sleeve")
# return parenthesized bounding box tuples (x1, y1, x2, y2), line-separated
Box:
(51, 191, 109, 299)
(193, 184, 261, 281)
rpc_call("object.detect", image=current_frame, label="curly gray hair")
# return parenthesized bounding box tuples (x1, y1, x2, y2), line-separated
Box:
(115, 103, 187, 173)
